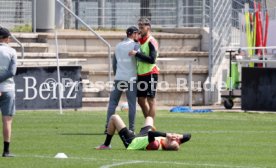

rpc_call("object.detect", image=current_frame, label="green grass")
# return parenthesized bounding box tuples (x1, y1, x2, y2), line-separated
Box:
(1, 110, 276, 168)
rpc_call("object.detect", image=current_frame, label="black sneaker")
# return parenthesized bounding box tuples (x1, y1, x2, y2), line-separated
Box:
(2, 152, 15, 157)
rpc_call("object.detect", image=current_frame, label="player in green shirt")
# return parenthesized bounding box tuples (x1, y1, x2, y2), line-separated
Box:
(96, 114, 191, 150)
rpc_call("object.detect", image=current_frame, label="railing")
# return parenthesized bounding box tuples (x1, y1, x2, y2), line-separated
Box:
(10, 34, 24, 59)
(18, 58, 87, 67)
(157, 58, 197, 108)
(55, 0, 112, 83)
(208, 0, 264, 80)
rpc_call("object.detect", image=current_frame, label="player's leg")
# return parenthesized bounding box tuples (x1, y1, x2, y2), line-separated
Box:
(2, 116, 12, 143)
(105, 81, 123, 133)
(1, 92, 15, 157)
(97, 114, 135, 149)
(143, 116, 153, 127)
(126, 81, 137, 132)
(136, 116, 154, 137)
(111, 114, 136, 148)
(147, 74, 158, 119)
(107, 114, 127, 135)
(2, 116, 13, 155)
(96, 114, 126, 150)
(137, 75, 150, 118)
(147, 97, 156, 119)
(138, 97, 149, 118)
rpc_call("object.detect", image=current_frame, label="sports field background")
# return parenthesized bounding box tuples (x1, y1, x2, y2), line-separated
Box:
(0, 110, 276, 168)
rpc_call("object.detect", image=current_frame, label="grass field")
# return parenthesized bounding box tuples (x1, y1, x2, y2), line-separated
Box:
(0, 110, 276, 168)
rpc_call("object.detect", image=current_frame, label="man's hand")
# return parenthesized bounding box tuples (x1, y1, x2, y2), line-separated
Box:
(0, 92, 2, 96)
(167, 133, 180, 142)
(166, 133, 174, 139)
(128, 50, 137, 56)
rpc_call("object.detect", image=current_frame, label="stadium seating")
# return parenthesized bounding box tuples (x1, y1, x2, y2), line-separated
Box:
(13, 28, 209, 107)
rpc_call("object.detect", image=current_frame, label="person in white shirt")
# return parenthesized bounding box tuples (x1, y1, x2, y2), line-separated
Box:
(104, 26, 140, 133)
(0, 27, 17, 157)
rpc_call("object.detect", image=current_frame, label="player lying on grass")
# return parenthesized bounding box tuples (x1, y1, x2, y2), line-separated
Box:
(96, 114, 191, 150)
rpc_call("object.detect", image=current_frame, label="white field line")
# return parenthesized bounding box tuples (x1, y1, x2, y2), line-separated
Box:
(17, 154, 266, 168)
(16, 112, 276, 123)
(191, 130, 276, 134)
(100, 160, 265, 168)
(100, 161, 144, 168)
(14, 130, 276, 136)
(157, 113, 276, 122)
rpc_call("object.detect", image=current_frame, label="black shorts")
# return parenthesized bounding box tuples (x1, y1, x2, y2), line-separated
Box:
(119, 126, 153, 148)
(137, 74, 158, 98)
(119, 127, 136, 148)
(136, 125, 153, 137)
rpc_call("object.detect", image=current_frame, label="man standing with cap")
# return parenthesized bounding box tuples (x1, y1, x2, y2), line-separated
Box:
(129, 18, 159, 119)
(104, 26, 140, 133)
(0, 26, 17, 157)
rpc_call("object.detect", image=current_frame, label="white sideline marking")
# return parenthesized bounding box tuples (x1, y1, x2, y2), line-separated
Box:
(160, 114, 276, 122)
(100, 161, 144, 168)
(100, 160, 264, 168)
(17, 154, 264, 168)
(191, 130, 276, 134)
(13, 130, 276, 137)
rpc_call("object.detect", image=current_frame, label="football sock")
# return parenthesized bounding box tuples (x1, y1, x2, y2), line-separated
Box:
(118, 127, 132, 148)
(3, 141, 10, 153)
(104, 134, 113, 146)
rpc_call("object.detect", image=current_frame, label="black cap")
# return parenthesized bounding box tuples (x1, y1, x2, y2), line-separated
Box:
(138, 18, 151, 26)
(0, 26, 11, 39)
(126, 26, 139, 36)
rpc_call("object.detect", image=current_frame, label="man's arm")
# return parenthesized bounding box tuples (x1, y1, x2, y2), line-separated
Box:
(112, 54, 117, 75)
(148, 131, 166, 142)
(135, 41, 157, 64)
(179, 133, 191, 144)
(0, 55, 17, 83)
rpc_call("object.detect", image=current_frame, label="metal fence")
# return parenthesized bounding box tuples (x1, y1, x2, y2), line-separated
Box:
(0, 0, 211, 29)
(0, 0, 32, 29)
(209, 0, 271, 79)
(70, 0, 210, 29)
(268, 7, 276, 20)
(208, 0, 232, 80)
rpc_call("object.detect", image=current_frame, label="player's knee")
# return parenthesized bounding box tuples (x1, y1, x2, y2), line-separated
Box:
(110, 114, 120, 120)
(147, 98, 155, 107)
(3, 116, 13, 123)
(138, 97, 146, 104)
